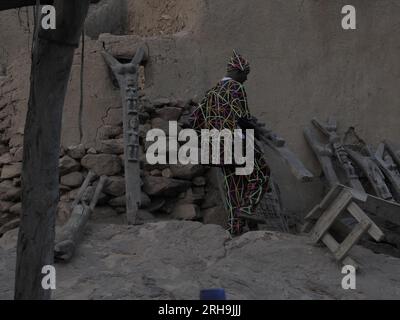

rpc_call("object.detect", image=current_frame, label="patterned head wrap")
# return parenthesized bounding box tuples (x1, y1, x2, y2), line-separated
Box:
(227, 50, 250, 74)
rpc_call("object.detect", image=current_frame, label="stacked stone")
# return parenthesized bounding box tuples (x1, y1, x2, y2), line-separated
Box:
(137, 96, 225, 224)
(0, 92, 227, 235)
(56, 95, 223, 225)
(0, 75, 23, 235)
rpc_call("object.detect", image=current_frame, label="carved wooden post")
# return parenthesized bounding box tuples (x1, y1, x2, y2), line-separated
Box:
(102, 49, 147, 224)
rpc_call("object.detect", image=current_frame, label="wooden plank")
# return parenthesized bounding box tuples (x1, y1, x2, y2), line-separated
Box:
(347, 202, 384, 241)
(334, 220, 370, 261)
(346, 148, 393, 201)
(319, 184, 345, 210)
(310, 190, 353, 243)
(322, 233, 359, 269)
(304, 127, 340, 188)
(304, 205, 323, 222)
(304, 185, 344, 224)
(263, 142, 314, 182)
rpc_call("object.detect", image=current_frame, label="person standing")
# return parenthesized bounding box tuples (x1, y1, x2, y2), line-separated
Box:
(193, 51, 271, 235)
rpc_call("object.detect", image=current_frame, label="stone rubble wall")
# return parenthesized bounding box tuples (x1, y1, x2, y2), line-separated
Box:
(0, 94, 228, 234)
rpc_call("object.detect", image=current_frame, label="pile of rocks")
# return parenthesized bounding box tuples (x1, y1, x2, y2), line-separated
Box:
(0, 94, 226, 235)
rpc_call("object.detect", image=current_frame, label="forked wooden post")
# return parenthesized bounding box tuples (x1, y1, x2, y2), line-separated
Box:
(102, 48, 147, 224)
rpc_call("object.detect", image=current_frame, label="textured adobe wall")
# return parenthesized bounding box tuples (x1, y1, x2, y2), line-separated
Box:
(1, 0, 400, 216)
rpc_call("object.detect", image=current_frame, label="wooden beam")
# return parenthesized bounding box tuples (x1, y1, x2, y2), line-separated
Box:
(14, 0, 90, 300)
(0, 1, 53, 11)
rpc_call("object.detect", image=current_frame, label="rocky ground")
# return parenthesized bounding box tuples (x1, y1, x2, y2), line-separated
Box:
(1, 220, 400, 300)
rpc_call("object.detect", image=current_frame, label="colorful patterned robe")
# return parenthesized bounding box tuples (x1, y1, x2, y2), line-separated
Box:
(193, 78, 270, 234)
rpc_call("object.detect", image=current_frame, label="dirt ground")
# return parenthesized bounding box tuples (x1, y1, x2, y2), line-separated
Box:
(1, 221, 400, 300)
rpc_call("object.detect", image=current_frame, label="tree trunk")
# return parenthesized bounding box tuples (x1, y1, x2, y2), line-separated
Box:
(14, 0, 90, 300)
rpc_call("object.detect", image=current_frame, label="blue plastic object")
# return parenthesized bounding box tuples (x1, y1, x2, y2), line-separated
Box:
(200, 288, 226, 300)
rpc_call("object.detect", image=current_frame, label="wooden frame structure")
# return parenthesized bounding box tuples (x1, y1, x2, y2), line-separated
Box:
(303, 184, 385, 268)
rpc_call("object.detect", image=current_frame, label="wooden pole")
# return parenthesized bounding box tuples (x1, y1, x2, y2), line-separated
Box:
(14, 0, 90, 300)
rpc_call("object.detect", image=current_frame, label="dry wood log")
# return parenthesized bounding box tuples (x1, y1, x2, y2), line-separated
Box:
(54, 176, 107, 262)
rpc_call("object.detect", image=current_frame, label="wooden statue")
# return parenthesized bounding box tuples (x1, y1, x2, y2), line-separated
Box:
(102, 48, 147, 224)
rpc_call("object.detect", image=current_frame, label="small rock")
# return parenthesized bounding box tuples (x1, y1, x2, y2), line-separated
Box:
(9, 202, 21, 215)
(87, 147, 97, 154)
(143, 176, 191, 197)
(0, 218, 20, 236)
(0, 153, 12, 165)
(0, 213, 13, 225)
(60, 184, 71, 193)
(140, 192, 151, 208)
(11, 147, 23, 162)
(108, 195, 126, 207)
(59, 156, 80, 175)
(12, 177, 21, 187)
(152, 98, 171, 107)
(114, 207, 125, 214)
(1, 162, 22, 179)
(169, 164, 205, 180)
(192, 176, 206, 187)
(192, 186, 206, 198)
(103, 176, 125, 196)
(150, 169, 162, 176)
(61, 172, 84, 188)
(103, 107, 122, 126)
(137, 209, 155, 221)
(175, 188, 203, 205)
(97, 125, 122, 140)
(155, 107, 182, 121)
(151, 117, 170, 133)
(202, 206, 228, 228)
(172, 204, 199, 220)
(0, 201, 13, 212)
(0, 180, 21, 201)
(98, 139, 124, 155)
(66, 144, 86, 159)
(161, 168, 173, 178)
(147, 198, 166, 213)
(81, 154, 122, 176)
